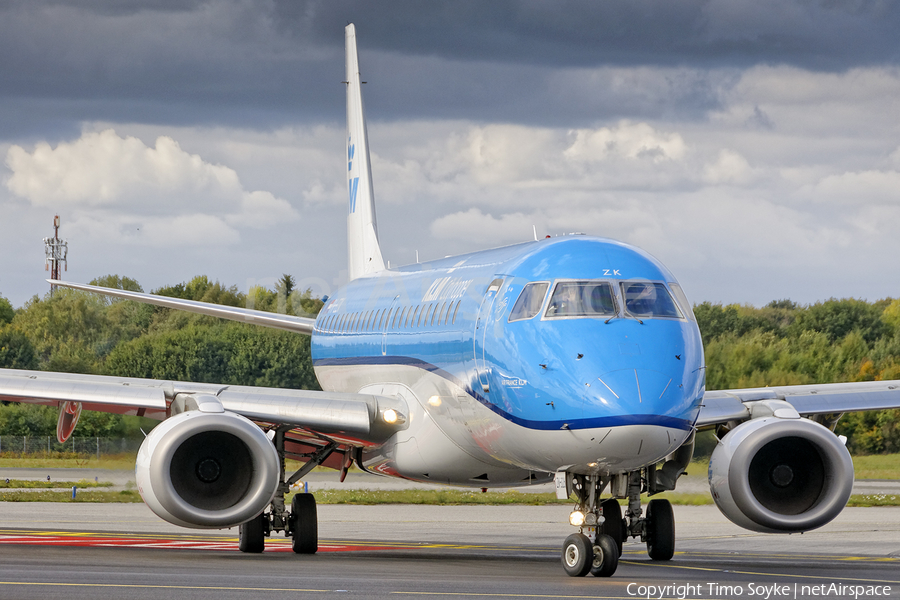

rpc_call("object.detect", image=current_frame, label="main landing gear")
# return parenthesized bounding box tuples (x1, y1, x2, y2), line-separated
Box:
(239, 428, 336, 554)
(561, 471, 675, 577)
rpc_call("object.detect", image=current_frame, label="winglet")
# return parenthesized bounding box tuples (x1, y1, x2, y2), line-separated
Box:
(346, 23, 386, 280)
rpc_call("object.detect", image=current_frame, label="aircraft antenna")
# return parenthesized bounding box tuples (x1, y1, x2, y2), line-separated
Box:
(43, 214, 68, 296)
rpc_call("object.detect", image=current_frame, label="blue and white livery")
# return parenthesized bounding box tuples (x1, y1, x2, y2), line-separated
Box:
(3, 23, 900, 578)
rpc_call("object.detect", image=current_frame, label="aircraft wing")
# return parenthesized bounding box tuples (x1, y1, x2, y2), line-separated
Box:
(0, 368, 407, 447)
(696, 380, 900, 427)
(49, 280, 316, 335)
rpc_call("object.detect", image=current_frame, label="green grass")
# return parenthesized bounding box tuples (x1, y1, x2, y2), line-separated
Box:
(0, 454, 898, 505)
(0, 454, 322, 472)
(0, 489, 142, 502)
(0, 479, 112, 489)
(850, 454, 900, 480)
(846, 494, 900, 507)
(0, 453, 138, 470)
(3, 487, 899, 506)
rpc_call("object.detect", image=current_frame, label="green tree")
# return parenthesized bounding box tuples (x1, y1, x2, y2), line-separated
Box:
(154, 275, 243, 306)
(0, 326, 38, 370)
(0, 403, 56, 436)
(104, 321, 320, 391)
(0, 295, 14, 325)
(790, 298, 887, 344)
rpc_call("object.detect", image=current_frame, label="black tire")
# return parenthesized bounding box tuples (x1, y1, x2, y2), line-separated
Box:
(590, 533, 619, 577)
(290, 493, 318, 554)
(238, 513, 266, 553)
(599, 498, 625, 557)
(561, 533, 593, 577)
(646, 498, 675, 561)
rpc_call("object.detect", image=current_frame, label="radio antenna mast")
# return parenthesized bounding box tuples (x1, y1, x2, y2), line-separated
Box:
(43, 214, 68, 295)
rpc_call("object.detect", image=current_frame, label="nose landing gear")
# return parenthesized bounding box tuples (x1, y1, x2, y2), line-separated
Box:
(560, 470, 676, 577)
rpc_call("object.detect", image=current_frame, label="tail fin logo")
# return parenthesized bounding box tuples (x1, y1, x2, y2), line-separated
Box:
(348, 137, 359, 213)
(349, 177, 359, 213)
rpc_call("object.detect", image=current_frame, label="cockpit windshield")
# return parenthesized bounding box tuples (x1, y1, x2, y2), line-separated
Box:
(621, 281, 682, 319)
(544, 281, 617, 318)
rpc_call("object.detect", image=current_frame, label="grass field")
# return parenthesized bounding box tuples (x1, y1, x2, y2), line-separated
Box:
(0, 454, 897, 505)
(3, 453, 899, 478)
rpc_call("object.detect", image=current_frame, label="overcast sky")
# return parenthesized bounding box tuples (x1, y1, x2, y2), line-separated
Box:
(2, 1, 899, 309)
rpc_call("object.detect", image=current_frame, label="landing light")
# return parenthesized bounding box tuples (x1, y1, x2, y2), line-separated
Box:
(569, 510, 585, 527)
(381, 408, 405, 425)
(428, 395, 442, 407)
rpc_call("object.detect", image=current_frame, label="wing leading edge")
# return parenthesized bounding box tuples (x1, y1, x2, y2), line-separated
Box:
(0, 368, 407, 447)
(48, 280, 316, 335)
(697, 379, 900, 428)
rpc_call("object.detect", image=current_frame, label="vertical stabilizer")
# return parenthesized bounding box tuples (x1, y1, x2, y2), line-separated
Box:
(346, 24, 386, 280)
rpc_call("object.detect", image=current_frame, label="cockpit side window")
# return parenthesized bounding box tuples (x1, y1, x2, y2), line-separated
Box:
(668, 282, 696, 321)
(508, 282, 549, 322)
(621, 281, 683, 319)
(544, 281, 616, 318)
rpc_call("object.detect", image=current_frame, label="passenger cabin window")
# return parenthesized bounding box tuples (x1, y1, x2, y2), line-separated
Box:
(509, 282, 549, 322)
(621, 282, 683, 319)
(545, 281, 616, 318)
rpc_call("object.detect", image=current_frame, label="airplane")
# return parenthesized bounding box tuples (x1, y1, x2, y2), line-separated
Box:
(2, 23, 900, 578)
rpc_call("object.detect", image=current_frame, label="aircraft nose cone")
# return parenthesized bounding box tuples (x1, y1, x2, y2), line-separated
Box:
(590, 368, 680, 412)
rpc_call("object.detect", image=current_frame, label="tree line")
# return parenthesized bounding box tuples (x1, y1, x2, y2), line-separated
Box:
(1, 279, 899, 453)
(0, 274, 321, 439)
(695, 299, 900, 454)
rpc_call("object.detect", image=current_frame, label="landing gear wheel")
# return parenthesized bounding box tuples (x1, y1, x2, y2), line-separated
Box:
(290, 493, 318, 554)
(599, 498, 625, 557)
(646, 498, 675, 561)
(589, 533, 619, 577)
(238, 513, 266, 553)
(562, 533, 593, 577)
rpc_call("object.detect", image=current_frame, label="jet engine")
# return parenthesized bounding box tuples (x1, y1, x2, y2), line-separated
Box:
(135, 408, 280, 529)
(708, 415, 853, 533)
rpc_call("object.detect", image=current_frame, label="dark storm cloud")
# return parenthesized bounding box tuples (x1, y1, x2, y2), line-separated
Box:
(0, 0, 898, 131)
(283, 0, 900, 70)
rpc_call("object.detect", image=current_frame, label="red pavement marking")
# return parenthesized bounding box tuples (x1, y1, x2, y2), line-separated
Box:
(0, 533, 404, 553)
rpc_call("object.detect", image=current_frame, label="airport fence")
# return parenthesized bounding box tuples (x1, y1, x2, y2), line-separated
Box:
(0, 436, 142, 459)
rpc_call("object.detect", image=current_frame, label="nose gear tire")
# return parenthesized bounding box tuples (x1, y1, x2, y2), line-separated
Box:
(562, 533, 593, 577)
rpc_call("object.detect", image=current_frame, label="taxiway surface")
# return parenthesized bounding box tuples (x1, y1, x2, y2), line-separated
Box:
(0, 502, 898, 600)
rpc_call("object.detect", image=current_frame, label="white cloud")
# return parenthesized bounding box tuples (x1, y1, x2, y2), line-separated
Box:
(4, 128, 299, 242)
(6, 130, 238, 208)
(5, 63, 900, 308)
(702, 149, 754, 185)
(564, 121, 687, 163)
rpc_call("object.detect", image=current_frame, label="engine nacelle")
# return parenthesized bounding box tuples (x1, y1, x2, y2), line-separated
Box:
(708, 416, 853, 533)
(136, 410, 280, 529)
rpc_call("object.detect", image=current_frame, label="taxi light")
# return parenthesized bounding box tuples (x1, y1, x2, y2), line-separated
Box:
(569, 510, 585, 527)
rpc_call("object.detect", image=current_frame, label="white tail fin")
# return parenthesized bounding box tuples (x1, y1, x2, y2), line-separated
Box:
(345, 24, 386, 280)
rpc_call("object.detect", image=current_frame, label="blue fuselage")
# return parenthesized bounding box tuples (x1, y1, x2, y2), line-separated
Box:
(310, 236, 705, 484)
